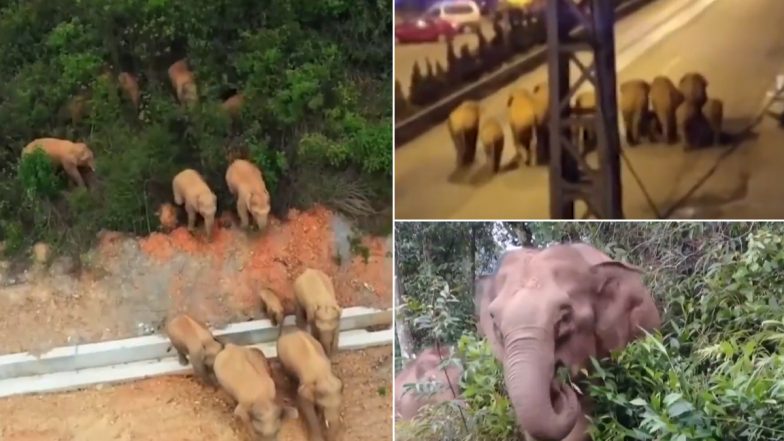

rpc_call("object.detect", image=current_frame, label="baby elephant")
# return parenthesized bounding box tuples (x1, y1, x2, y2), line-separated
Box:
(278, 330, 344, 441)
(166, 314, 224, 385)
(22, 138, 95, 188)
(172, 169, 217, 237)
(225, 159, 271, 231)
(168, 59, 198, 107)
(259, 287, 285, 336)
(214, 344, 299, 441)
(294, 268, 342, 357)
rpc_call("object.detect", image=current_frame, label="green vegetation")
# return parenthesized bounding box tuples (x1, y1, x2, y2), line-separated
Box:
(0, 0, 391, 256)
(395, 222, 784, 441)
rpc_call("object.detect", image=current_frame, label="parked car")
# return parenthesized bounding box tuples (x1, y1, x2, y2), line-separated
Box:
(423, 0, 482, 33)
(395, 17, 458, 44)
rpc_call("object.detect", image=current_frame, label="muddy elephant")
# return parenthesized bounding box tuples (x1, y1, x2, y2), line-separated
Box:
(704, 98, 724, 146)
(507, 89, 537, 167)
(214, 344, 299, 441)
(394, 345, 463, 421)
(649, 76, 684, 144)
(258, 287, 285, 336)
(22, 138, 95, 188)
(480, 118, 504, 173)
(531, 82, 551, 164)
(165, 314, 224, 385)
(679, 72, 708, 108)
(172, 169, 217, 237)
(447, 101, 481, 169)
(167, 58, 198, 107)
(117, 72, 141, 110)
(619, 79, 651, 145)
(277, 330, 344, 441)
(294, 268, 343, 357)
(225, 159, 271, 231)
(476, 243, 661, 441)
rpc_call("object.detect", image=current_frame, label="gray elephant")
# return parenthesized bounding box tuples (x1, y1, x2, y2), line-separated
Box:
(650, 76, 684, 144)
(619, 79, 651, 146)
(679, 72, 709, 108)
(475, 243, 661, 441)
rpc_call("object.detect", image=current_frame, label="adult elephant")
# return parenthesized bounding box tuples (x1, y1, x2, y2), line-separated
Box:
(394, 346, 463, 420)
(475, 243, 661, 441)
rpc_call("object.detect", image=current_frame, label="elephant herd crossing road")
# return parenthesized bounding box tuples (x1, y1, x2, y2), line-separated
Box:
(164, 267, 345, 441)
(446, 71, 724, 181)
(395, 243, 662, 441)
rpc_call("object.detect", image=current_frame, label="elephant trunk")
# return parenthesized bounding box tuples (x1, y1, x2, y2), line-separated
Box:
(503, 328, 579, 441)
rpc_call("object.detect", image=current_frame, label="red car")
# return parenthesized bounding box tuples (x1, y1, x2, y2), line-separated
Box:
(395, 18, 457, 44)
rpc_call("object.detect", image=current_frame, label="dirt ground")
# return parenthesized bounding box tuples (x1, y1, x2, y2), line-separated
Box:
(0, 345, 392, 441)
(0, 205, 392, 355)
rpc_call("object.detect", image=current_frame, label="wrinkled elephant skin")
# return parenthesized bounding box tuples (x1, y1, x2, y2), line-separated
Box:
(394, 346, 462, 420)
(478, 243, 661, 441)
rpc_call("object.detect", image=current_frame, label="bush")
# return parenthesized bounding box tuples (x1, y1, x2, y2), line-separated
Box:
(0, 0, 391, 255)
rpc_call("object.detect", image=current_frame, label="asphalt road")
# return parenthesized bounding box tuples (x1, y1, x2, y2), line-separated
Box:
(395, 19, 496, 95)
(395, 0, 784, 219)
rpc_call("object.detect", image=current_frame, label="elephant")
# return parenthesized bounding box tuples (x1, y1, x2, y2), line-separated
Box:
(394, 345, 463, 421)
(476, 243, 661, 441)
(117, 72, 141, 110)
(225, 159, 271, 231)
(222, 93, 244, 119)
(447, 101, 481, 169)
(277, 330, 344, 441)
(676, 101, 712, 149)
(704, 98, 724, 146)
(293, 268, 343, 357)
(507, 89, 537, 167)
(156, 202, 179, 231)
(214, 344, 299, 441)
(573, 91, 598, 156)
(165, 314, 224, 385)
(531, 82, 551, 164)
(649, 76, 684, 144)
(480, 118, 505, 173)
(258, 287, 285, 336)
(167, 58, 198, 107)
(22, 138, 95, 188)
(172, 169, 217, 237)
(678, 72, 709, 108)
(619, 79, 651, 145)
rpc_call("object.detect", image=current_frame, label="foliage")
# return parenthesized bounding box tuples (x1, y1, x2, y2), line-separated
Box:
(0, 0, 391, 255)
(395, 222, 784, 441)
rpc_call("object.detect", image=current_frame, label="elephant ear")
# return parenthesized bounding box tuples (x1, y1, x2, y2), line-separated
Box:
(475, 276, 504, 361)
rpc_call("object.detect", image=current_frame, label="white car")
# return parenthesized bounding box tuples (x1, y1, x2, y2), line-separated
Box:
(423, 1, 482, 33)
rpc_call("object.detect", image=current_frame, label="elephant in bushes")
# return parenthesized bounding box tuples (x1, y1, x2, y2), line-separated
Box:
(394, 346, 463, 421)
(476, 243, 661, 441)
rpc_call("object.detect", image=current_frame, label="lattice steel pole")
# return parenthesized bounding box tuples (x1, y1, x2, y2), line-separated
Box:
(545, 0, 623, 219)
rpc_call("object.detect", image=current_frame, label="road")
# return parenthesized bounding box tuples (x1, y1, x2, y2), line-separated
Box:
(395, 0, 784, 219)
(395, 19, 496, 95)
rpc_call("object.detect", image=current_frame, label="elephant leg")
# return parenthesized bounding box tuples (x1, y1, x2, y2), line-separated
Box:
(62, 162, 86, 187)
(666, 110, 678, 144)
(295, 302, 308, 330)
(172, 342, 189, 366)
(297, 393, 326, 441)
(535, 125, 549, 165)
(185, 204, 197, 231)
(236, 198, 249, 229)
(622, 112, 635, 145)
(630, 110, 643, 145)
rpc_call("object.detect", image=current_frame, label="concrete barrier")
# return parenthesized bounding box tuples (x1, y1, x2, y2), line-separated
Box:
(0, 306, 392, 379)
(394, 0, 654, 147)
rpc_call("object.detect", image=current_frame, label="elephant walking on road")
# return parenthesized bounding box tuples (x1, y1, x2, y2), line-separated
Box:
(475, 243, 661, 441)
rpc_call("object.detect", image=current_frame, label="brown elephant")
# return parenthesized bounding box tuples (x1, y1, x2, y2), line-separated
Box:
(507, 89, 537, 167)
(619, 79, 651, 145)
(165, 314, 224, 385)
(476, 243, 661, 441)
(277, 330, 343, 441)
(531, 82, 551, 164)
(704, 98, 724, 146)
(214, 344, 299, 441)
(394, 345, 463, 421)
(294, 268, 342, 357)
(649, 76, 684, 144)
(222, 93, 244, 118)
(258, 287, 285, 336)
(117, 72, 141, 110)
(480, 118, 504, 173)
(447, 101, 481, 169)
(225, 159, 271, 231)
(679, 72, 708, 108)
(172, 169, 217, 237)
(22, 138, 96, 188)
(167, 58, 198, 107)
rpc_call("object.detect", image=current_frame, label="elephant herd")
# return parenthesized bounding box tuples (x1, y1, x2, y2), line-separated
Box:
(165, 267, 344, 441)
(395, 242, 662, 441)
(446, 71, 724, 177)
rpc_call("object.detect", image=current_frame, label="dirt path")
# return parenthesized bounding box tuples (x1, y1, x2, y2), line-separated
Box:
(0, 346, 392, 441)
(0, 206, 392, 355)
